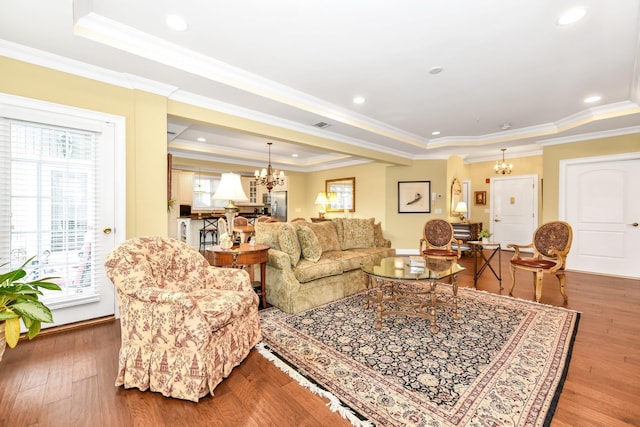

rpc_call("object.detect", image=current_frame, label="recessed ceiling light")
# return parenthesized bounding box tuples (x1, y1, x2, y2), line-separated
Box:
(353, 96, 365, 104)
(196, 137, 206, 142)
(429, 66, 443, 75)
(166, 15, 188, 31)
(291, 153, 299, 158)
(431, 131, 441, 136)
(557, 7, 588, 26)
(584, 95, 602, 104)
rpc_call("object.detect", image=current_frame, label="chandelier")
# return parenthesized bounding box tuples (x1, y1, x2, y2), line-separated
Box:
(494, 148, 513, 175)
(254, 142, 285, 192)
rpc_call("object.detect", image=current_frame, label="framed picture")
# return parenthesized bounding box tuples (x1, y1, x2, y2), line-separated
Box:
(474, 191, 486, 205)
(398, 181, 431, 213)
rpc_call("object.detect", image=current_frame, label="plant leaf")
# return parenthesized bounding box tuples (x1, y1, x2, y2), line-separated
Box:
(11, 300, 54, 323)
(27, 320, 42, 340)
(0, 311, 19, 321)
(5, 317, 21, 348)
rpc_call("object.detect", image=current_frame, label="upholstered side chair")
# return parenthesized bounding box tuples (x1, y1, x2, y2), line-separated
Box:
(419, 219, 462, 263)
(508, 221, 573, 303)
(419, 219, 462, 286)
(104, 236, 261, 402)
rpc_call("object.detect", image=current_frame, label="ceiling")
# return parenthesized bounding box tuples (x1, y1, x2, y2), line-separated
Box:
(1, 0, 639, 172)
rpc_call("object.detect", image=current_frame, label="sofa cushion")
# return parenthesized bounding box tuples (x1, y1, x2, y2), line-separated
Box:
(347, 247, 397, 264)
(341, 218, 375, 249)
(322, 250, 373, 272)
(255, 222, 284, 251)
(297, 225, 322, 262)
(293, 258, 343, 283)
(308, 221, 342, 252)
(278, 223, 301, 266)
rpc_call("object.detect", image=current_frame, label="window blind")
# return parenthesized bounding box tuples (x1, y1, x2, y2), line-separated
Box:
(0, 117, 98, 304)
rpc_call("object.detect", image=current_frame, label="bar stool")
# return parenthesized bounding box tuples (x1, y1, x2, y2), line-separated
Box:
(199, 218, 217, 252)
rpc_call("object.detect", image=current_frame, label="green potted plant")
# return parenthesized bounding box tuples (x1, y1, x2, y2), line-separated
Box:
(0, 257, 61, 360)
(478, 229, 492, 243)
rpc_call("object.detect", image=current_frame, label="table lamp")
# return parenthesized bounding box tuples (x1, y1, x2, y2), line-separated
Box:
(212, 172, 249, 233)
(454, 201, 468, 222)
(315, 192, 329, 218)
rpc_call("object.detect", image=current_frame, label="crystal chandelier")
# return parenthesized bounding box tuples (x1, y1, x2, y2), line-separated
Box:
(254, 142, 285, 192)
(494, 148, 513, 175)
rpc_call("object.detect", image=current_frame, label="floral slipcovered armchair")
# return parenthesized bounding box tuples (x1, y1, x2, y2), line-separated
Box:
(104, 236, 261, 402)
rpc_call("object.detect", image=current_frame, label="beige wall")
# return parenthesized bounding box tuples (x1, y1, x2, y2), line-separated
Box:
(385, 160, 449, 249)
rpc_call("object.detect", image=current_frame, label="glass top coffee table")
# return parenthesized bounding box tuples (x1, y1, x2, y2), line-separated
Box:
(361, 257, 465, 333)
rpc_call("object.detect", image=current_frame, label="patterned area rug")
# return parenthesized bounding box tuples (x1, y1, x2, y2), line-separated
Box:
(258, 287, 580, 427)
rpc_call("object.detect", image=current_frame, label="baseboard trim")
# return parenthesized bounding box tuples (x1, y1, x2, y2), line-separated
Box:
(19, 315, 116, 341)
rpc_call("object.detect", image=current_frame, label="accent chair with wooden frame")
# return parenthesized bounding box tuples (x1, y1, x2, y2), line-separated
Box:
(507, 221, 573, 303)
(419, 219, 462, 265)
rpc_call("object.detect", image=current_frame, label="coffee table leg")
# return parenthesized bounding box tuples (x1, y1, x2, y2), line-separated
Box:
(375, 278, 383, 330)
(429, 281, 438, 334)
(452, 273, 459, 319)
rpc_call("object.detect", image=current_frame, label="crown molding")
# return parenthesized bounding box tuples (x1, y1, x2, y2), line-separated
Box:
(73, 12, 429, 148)
(0, 39, 177, 96)
(538, 125, 640, 146)
(169, 90, 415, 159)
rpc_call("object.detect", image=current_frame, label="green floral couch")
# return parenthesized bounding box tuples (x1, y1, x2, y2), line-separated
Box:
(255, 218, 395, 313)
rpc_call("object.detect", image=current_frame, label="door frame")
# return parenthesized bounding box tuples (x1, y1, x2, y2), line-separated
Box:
(559, 151, 640, 277)
(0, 92, 127, 325)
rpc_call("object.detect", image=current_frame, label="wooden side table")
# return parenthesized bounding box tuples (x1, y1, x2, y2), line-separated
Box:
(205, 243, 270, 308)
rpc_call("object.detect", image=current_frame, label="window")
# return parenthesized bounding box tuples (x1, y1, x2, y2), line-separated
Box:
(192, 175, 227, 210)
(0, 118, 97, 303)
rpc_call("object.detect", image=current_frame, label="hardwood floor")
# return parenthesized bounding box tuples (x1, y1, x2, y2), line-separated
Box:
(1, 252, 639, 427)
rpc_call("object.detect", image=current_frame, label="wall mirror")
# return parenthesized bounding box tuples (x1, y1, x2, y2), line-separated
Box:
(450, 177, 463, 216)
(326, 177, 355, 212)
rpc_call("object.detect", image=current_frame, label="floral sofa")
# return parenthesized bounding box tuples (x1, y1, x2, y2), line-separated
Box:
(255, 218, 395, 313)
(104, 236, 261, 402)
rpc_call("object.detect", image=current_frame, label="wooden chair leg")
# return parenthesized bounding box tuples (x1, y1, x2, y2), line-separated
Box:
(534, 271, 543, 302)
(509, 264, 517, 296)
(557, 271, 568, 301)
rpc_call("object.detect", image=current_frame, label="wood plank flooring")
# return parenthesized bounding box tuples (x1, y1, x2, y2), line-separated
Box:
(1, 251, 639, 427)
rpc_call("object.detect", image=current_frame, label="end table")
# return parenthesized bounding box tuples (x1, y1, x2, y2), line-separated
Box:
(467, 240, 502, 289)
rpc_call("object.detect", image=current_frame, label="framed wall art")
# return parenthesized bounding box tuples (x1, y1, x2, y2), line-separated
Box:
(474, 191, 486, 205)
(398, 181, 431, 213)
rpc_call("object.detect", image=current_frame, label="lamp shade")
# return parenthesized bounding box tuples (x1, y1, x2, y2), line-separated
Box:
(315, 192, 329, 205)
(454, 201, 468, 214)
(212, 172, 249, 202)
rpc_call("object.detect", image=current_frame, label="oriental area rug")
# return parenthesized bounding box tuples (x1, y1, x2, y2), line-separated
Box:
(257, 287, 580, 427)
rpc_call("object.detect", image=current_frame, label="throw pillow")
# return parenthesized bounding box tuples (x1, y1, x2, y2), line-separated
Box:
(297, 225, 322, 262)
(278, 223, 301, 266)
(373, 222, 385, 247)
(341, 218, 375, 249)
(255, 222, 283, 251)
(308, 221, 341, 252)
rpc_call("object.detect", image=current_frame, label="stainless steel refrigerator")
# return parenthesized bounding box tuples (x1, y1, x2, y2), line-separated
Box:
(270, 191, 287, 222)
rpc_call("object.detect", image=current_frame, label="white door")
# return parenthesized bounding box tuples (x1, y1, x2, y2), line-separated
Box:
(0, 94, 124, 328)
(490, 175, 538, 250)
(560, 153, 640, 278)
